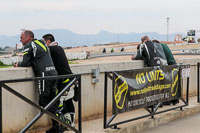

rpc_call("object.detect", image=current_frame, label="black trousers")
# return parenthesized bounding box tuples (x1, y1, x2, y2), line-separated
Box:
(38, 78, 58, 113)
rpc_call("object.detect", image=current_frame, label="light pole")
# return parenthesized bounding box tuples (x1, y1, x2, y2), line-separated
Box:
(117, 33, 119, 43)
(166, 17, 170, 41)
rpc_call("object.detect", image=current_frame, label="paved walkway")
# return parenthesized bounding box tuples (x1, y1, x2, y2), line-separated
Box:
(79, 96, 200, 133)
(29, 96, 200, 133)
(140, 112, 200, 133)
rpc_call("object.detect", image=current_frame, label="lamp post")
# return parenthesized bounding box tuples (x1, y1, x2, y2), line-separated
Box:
(117, 33, 119, 43)
(166, 17, 170, 41)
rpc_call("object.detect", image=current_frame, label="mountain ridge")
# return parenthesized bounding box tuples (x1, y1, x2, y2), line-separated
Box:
(0, 29, 186, 47)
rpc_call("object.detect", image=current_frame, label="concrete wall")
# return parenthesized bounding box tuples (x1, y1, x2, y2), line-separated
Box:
(0, 56, 22, 65)
(0, 58, 200, 132)
(65, 52, 87, 60)
(0, 68, 50, 133)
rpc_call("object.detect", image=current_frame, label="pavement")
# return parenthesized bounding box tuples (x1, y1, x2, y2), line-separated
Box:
(28, 96, 200, 133)
(140, 110, 200, 133)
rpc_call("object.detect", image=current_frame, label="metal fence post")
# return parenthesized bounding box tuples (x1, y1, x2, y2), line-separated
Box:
(78, 75, 82, 133)
(104, 72, 108, 129)
(151, 106, 154, 119)
(187, 77, 189, 104)
(0, 82, 2, 133)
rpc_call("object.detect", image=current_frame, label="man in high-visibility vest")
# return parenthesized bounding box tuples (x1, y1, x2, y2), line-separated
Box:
(14, 30, 68, 133)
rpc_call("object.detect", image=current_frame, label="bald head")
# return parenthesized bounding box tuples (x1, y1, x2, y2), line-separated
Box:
(141, 36, 150, 43)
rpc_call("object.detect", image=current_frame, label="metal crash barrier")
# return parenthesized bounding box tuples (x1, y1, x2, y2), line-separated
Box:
(0, 74, 82, 133)
(104, 64, 190, 129)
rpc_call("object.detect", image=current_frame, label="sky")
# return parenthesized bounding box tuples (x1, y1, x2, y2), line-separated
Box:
(0, 0, 200, 36)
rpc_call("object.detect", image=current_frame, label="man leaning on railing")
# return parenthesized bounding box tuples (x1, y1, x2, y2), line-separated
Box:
(14, 30, 69, 133)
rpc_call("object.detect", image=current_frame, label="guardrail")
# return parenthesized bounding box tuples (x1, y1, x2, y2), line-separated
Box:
(0, 74, 82, 133)
(104, 64, 190, 129)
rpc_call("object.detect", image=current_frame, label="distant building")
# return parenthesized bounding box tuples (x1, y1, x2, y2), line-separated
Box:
(174, 34, 182, 42)
(186, 30, 200, 43)
(4, 46, 14, 52)
(16, 44, 23, 49)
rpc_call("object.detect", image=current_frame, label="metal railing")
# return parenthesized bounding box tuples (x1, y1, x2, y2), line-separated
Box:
(104, 64, 190, 129)
(0, 74, 82, 133)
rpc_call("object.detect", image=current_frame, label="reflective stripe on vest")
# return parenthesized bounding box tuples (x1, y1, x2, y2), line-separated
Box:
(24, 52, 28, 55)
(34, 40, 47, 51)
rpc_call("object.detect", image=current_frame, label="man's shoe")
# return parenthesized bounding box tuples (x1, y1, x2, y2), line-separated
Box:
(46, 123, 61, 133)
(55, 111, 72, 125)
(171, 99, 179, 105)
(60, 113, 73, 131)
(163, 101, 171, 105)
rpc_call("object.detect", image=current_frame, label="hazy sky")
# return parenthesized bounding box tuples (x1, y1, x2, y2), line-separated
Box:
(0, 0, 199, 36)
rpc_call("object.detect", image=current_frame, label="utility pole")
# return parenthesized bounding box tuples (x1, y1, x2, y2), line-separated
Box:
(166, 17, 170, 41)
(117, 33, 119, 43)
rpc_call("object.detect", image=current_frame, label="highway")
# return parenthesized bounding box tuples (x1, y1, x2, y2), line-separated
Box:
(140, 112, 200, 133)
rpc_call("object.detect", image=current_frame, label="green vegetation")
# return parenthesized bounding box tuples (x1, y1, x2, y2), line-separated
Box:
(0, 61, 12, 68)
(0, 66, 12, 68)
(68, 61, 79, 64)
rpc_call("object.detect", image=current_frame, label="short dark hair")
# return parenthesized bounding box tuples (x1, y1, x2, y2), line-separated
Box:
(42, 34, 55, 43)
(24, 30, 34, 39)
(141, 35, 149, 43)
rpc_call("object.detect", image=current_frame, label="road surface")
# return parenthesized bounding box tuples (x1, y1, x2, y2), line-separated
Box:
(141, 112, 200, 133)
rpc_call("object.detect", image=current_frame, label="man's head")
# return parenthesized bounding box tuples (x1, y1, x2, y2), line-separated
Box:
(20, 30, 34, 45)
(42, 34, 55, 46)
(141, 36, 150, 43)
(152, 40, 160, 43)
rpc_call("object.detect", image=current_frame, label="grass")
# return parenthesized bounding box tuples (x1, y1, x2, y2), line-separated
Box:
(68, 61, 79, 64)
(0, 66, 12, 68)
(0, 61, 12, 68)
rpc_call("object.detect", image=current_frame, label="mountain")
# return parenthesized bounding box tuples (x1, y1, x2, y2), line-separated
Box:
(0, 29, 186, 47)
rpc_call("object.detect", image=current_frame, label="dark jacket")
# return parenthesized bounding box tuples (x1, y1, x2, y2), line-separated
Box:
(18, 40, 57, 77)
(133, 41, 167, 67)
(49, 44, 72, 75)
(160, 43, 176, 65)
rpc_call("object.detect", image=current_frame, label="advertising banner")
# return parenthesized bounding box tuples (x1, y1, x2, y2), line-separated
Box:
(113, 65, 181, 114)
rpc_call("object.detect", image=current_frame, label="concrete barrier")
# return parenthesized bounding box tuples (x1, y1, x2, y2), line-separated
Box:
(65, 52, 87, 60)
(0, 52, 87, 65)
(0, 58, 200, 132)
(0, 56, 22, 65)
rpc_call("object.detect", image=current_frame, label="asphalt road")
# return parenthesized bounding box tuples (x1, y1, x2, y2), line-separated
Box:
(140, 112, 200, 133)
(90, 52, 136, 58)
(89, 49, 200, 58)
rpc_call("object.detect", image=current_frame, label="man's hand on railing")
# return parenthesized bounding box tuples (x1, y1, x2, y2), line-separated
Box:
(131, 54, 135, 60)
(14, 62, 18, 67)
